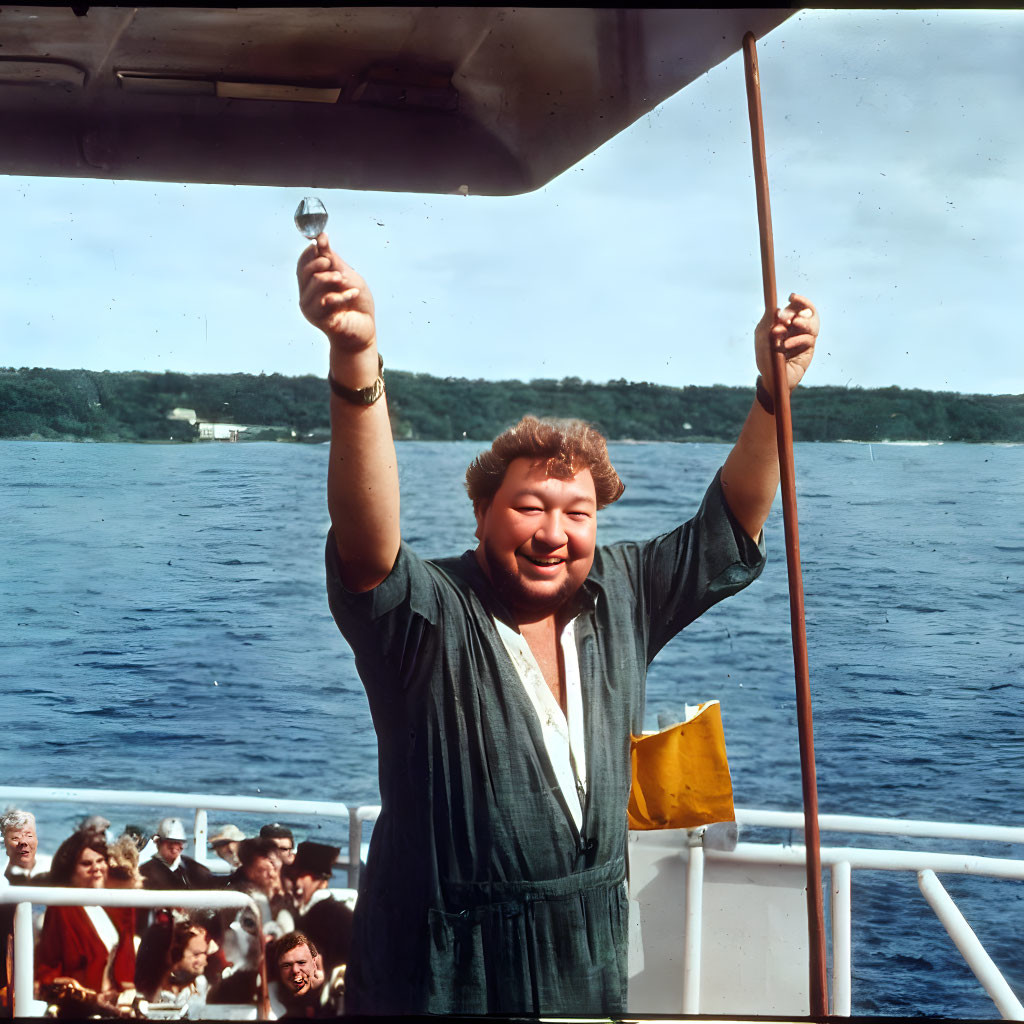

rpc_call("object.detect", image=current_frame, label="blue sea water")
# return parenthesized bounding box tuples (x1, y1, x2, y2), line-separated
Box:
(1, 438, 1022, 1016)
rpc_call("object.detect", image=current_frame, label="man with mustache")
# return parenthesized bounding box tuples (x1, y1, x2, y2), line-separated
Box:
(298, 234, 817, 1016)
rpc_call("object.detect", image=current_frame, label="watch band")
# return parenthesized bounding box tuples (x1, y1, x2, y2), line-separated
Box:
(755, 375, 775, 416)
(328, 354, 385, 406)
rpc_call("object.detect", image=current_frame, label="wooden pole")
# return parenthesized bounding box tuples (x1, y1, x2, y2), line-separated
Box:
(742, 30, 829, 1017)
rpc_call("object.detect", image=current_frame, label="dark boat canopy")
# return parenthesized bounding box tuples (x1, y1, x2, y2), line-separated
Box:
(0, 6, 794, 195)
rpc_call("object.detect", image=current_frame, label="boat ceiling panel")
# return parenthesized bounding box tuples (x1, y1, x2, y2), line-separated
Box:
(0, 6, 795, 194)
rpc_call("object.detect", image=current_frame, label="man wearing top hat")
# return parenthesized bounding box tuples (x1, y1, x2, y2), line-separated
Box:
(286, 842, 353, 982)
(140, 818, 216, 891)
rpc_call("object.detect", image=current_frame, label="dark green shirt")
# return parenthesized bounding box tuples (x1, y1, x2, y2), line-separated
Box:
(326, 469, 765, 1015)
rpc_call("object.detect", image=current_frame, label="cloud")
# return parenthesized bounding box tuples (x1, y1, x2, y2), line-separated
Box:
(2, 10, 1023, 394)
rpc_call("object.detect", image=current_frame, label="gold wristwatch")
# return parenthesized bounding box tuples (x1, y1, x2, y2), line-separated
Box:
(328, 354, 385, 405)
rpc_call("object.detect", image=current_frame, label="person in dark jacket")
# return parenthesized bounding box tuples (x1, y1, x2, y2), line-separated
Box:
(140, 818, 215, 891)
(286, 843, 352, 981)
(224, 837, 293, 940)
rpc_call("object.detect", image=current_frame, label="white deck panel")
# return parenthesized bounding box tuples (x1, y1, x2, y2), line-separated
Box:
(628, 830, 809, 1016)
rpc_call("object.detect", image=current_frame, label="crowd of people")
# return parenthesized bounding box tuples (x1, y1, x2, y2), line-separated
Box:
(1, 807, 353, 1019)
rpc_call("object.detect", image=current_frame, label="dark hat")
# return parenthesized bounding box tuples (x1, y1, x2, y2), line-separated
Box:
(259, 822, 294, 841)
(287, 841, 340, 880)
(122, 825, 148, 850)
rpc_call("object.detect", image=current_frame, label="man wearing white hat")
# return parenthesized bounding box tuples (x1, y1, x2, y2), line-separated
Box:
(140, 817, 216, 891)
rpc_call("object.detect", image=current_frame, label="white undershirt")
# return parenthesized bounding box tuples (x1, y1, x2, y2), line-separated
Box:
(493, 615, 587, 831)
(295, 886, 333, 917)
(83, 905, 119, 952)
(82, 905, 120, 990)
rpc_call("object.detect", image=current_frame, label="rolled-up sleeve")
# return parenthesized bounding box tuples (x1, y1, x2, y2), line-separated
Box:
(326, 535, 444, 697)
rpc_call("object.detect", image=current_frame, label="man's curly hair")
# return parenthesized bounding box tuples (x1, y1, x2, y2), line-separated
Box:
(465, 415, 625, 511)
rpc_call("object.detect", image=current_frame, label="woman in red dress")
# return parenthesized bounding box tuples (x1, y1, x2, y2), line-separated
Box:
(35, 831, 136, 1015)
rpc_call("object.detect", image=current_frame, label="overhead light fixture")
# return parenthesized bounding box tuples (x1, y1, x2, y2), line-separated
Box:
(116, 72, 340, 104)
(352, 63, 457, 112)
(215, 81, 340, 104)
(117, 72, 213, 96)
(0, 59, 85, 89)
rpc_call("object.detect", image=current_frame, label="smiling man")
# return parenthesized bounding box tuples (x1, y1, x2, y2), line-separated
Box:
(298, 236, 817, 1016)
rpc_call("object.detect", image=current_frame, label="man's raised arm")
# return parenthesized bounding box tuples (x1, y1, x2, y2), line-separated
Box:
(298, 233, 400, 593)
(720, 293, 819, 542)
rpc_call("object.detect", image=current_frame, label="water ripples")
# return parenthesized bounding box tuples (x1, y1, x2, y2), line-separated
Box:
(2, 438, 1022, 1015)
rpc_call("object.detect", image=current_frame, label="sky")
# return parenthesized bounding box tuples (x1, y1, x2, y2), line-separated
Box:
(2, 8, 1023, 395)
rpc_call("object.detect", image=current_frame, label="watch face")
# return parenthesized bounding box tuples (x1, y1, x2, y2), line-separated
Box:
(360, 377, 385, 404)
(329, 371, 384, 405)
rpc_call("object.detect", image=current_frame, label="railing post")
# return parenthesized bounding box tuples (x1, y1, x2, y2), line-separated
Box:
(682, 844, 705, 1014)
(12, 901, 34, 1019)
(918, 869, 1024, 1020)
(831, 860, 852, 1015)
(348, 809, 362, 890)
(194, 807, 209, 864)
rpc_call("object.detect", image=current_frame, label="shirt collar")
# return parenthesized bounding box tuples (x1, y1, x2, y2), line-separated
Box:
(296, 886, 333, 916)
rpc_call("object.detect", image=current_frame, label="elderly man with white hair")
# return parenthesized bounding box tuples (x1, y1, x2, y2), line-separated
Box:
(1, 808, 51, 885)
(1, 808, 52, 998)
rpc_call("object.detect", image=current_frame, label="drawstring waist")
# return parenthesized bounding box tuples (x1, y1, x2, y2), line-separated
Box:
(439, 854, 625, 911)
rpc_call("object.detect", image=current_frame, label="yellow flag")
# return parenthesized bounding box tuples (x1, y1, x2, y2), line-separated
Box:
(628, 700, 735, 830)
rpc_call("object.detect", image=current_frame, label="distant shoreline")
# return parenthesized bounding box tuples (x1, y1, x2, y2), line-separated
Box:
(5, 436, 1013, 447)
(3, 367, 1022, 444)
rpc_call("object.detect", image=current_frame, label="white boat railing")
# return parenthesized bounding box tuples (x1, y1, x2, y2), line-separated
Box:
(0, 784, 354, 882)
(918, 868, 1024, 1020)
(739, 805, 1024, 1017)
(647, 808, 1024, 1019)
(734, 806, 1024, 845)
(704, 841, 1024, 1017)
(3, 787, 1022, 1017)
(0, 886, 260, 1019)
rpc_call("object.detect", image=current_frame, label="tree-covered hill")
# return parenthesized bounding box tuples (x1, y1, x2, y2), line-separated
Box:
(1, 366, 1022, 443)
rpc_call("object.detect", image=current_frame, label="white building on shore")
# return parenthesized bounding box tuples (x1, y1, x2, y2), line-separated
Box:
(167, 408, 248, 441)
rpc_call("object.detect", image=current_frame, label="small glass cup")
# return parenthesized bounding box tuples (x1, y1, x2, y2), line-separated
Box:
(294, 197, 328, 239)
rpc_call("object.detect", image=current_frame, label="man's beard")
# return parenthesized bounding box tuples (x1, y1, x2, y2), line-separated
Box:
(482, 538, 578, 622)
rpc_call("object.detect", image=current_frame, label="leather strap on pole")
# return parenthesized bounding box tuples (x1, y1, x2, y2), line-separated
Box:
(742, 31, 829, 1016)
